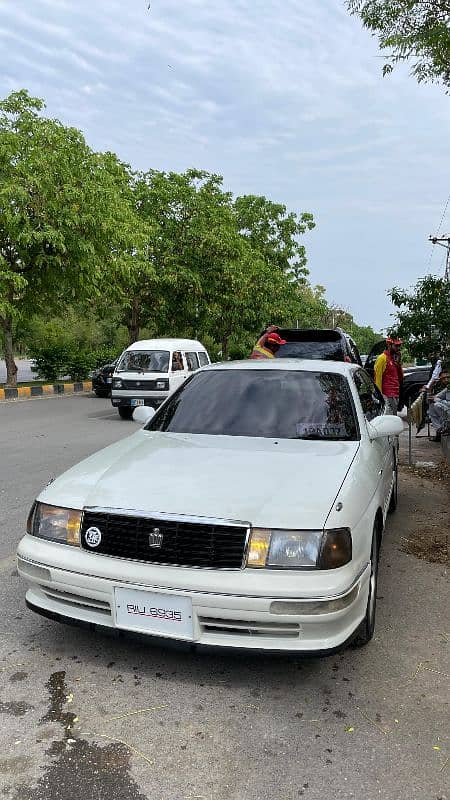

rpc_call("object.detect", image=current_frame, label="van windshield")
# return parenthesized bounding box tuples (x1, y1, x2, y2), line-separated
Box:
(116, 350, 170, 373)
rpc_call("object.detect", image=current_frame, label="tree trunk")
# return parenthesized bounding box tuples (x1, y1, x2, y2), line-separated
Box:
(1, 313, 18, 387)
(127, 297, 141, 344)
(221, 335, 229, 361)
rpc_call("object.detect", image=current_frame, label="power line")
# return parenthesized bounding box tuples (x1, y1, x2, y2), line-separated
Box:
(427, 193, 450, 271)
(428, 235, 450, 281)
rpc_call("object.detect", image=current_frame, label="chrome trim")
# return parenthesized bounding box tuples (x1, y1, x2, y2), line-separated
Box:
(18, 555, 370, 600)
(82, 508, 252, 571)
(84, 507, 250, 529)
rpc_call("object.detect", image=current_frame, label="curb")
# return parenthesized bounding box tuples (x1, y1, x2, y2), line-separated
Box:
(0, 381, 92, 402)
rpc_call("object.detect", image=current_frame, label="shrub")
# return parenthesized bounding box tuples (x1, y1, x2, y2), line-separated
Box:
(29, 343, 70, 382)
(64, 349, 97, 381)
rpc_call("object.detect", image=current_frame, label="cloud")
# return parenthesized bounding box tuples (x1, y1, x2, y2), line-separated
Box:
(0, 0, 449, 329)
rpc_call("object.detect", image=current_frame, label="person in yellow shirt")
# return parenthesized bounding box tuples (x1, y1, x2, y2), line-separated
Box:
(250, 329, 287, 359)
(374, 337, 403, 415)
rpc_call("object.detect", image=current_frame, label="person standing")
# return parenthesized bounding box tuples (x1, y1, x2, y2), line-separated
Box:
(374, 337, 403, 415)
(421, 351, 444, 393)
(250, 328, 287, 359)
(427, 371, 450, 442)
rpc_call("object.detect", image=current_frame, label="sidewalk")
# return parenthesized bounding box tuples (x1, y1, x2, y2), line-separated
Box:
(399, 417, 449, 468)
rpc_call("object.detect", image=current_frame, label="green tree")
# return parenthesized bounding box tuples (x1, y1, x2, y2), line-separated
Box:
(347, 1, 450, 89)
(0, 89, 140, 386)
(234, 195, 315, 282)
(389, 275, 450, 359)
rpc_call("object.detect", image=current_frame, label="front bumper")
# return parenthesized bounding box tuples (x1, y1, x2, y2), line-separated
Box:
(111, 393, 167, 409)
(17, 536, 370, 653)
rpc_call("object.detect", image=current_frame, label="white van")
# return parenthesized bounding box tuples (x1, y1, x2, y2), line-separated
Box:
(111, 338, 210, 419)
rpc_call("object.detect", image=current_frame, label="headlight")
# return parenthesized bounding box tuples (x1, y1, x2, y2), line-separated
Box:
(247, 528, 351, 569)
(27, 502, 81, 546)
(113, 378, 123, 389)
(156, 380, 168, 390)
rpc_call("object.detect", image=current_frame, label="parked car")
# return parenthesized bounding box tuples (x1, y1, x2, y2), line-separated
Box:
(91, 360, 117, 398)
(111, 338, 210, 420)
(18, 359, 402, 654)
(272, 328, 362, 365)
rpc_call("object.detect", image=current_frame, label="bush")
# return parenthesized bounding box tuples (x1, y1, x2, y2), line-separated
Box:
(29, 343, 70, 382)
(64, 349, 97, 381)
(29, 343, 98, 382)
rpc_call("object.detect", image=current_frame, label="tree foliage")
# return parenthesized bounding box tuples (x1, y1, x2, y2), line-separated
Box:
(389, 275, 450, 359)
(1, 87, 382, 381)
(0, 89, 140, 385)
(347, 1, 450, 89)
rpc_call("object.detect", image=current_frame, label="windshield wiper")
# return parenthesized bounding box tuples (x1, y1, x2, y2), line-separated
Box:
(291, 435, 346, 440)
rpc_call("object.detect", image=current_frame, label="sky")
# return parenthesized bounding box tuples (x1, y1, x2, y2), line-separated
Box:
(1, 0, 449, 332)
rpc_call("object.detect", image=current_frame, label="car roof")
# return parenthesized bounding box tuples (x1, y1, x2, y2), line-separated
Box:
(126, 339, 206, 351)
(203, 358, 358, 375)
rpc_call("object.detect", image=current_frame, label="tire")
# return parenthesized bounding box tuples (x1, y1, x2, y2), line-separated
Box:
(388, 460, 398, 513)
(352, 526, 380, 647)
(118, 407, 133, 420)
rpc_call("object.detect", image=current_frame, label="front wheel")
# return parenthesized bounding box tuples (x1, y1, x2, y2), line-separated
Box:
(118, 407, 133, 420)
(388, 461, 398, 513)
(352, 526, 379, 647)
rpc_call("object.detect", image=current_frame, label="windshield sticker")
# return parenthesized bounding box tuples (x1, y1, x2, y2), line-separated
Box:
(295, 423, 347, 438)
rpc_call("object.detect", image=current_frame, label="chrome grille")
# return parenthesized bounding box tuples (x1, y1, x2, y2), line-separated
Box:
(81, 511, 248, 569)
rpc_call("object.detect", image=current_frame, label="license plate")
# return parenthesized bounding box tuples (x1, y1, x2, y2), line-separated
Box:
(130, 398, 145, 406)
(114, 588, 194, 639)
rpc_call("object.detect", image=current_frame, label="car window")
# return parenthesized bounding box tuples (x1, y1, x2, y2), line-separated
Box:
(171, 351, 184, 371)
(353, 370, 385, 420)
(147, 369, 358, 440)
(198, 352, 209, 367)
(185, 352, 199, 371)
(116, 350, 170, 373)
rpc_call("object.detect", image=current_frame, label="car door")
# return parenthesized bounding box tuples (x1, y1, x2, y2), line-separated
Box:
(363, 341, 386, 380)
(353, 369, 394, 516)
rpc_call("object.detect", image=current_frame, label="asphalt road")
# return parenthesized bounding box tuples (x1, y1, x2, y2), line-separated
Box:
(0, 395, 448, 800)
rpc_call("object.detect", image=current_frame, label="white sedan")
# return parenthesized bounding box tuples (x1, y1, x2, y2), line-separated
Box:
(17, 360, 403, 654)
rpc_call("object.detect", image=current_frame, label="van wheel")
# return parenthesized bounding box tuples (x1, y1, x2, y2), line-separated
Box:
(352, 526, 379, 647)
(118, 407, 133, 420)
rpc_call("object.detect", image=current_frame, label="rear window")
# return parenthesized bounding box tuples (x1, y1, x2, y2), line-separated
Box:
(277, 340, 345, 361)
(147, 369, 358, 440)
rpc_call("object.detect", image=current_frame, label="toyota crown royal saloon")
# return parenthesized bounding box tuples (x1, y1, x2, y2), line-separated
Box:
(17, 360, 403, 654)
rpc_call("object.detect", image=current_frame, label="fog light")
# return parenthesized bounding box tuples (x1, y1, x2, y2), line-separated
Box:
(17, 558, 51, 583)
(270, 585, 359, 615)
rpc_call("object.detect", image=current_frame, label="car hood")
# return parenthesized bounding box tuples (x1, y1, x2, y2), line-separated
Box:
(40, 431, 359, 529)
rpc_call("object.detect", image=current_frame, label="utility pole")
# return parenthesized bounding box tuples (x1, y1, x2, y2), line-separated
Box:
(429, 235, 450, 281)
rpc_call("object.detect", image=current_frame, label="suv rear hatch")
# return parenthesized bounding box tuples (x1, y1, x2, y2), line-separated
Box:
(275, 329, 346, 361)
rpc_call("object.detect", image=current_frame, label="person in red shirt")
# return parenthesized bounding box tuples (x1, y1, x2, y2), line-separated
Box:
(374, 337, 403, 414)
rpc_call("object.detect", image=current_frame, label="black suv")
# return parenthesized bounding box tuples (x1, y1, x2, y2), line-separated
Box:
(274, 328, 362, 365)
(91, 359, 117, 398)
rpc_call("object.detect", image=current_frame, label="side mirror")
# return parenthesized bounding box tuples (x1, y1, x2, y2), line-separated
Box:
(132, 406, 156, 425)
(367, 415, 404, 440)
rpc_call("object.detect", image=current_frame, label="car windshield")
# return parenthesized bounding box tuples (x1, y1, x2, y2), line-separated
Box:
(116, 350, 170, 373)
(147, 369, 358, 440)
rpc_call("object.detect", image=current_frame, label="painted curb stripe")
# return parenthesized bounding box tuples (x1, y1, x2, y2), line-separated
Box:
(0, 382, 93, 402)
